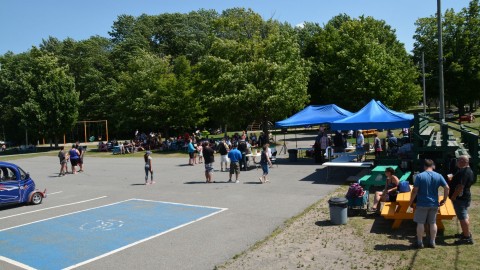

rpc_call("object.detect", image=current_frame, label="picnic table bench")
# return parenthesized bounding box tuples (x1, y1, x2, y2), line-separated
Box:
(459, 114, 475, 123)
(358, 165, 411, 190)
(381, 188, 456, 230)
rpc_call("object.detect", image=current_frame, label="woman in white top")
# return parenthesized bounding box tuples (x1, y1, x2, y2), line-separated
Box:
(144, 151, 154, 185)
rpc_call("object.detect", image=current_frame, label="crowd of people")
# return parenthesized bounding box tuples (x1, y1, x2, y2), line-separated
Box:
(183, 131, 275, 184)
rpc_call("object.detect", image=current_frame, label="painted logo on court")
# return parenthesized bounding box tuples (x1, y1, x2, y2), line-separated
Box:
(80, 219, 124, 232)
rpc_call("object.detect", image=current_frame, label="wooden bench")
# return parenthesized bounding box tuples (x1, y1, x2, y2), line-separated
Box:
(459, 115, 475, 123)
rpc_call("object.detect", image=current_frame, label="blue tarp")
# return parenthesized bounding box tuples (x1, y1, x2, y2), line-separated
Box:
(330, 99, 414, 130)
(275, 104, 353, 128)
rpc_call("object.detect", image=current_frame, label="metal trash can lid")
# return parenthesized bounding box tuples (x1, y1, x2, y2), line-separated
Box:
(328, 197, 348, 206)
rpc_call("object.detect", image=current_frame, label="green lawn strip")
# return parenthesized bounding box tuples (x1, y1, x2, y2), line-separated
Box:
(216, 184, 479, 270)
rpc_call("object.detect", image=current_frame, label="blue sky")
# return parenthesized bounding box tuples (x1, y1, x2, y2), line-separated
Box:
(0, 0, 472, 54)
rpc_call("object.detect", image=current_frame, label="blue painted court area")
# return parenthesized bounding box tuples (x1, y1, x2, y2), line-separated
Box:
(0, 199, 226, 270)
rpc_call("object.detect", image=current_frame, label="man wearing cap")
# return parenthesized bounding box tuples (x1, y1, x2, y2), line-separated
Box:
(227, 143, 242, 183)
(409, 159, 449, 248)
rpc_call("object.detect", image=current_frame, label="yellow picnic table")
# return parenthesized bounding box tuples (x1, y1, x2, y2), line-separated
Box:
(381, 188, 456, 230)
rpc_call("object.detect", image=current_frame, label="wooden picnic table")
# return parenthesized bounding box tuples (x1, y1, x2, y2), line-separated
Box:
(381, 187, 456, 230)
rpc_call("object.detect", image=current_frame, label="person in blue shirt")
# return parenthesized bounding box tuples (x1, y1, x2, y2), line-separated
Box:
(409, 159, 449, 249)
(187, 139, 195, 166)
(227, 143, 242, 183)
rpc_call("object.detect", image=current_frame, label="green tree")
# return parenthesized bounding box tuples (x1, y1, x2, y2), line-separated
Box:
(307, 15, 421, 110)
(0, 48, 79, 146)
(196, 9, 310, 131)
(116, 51, 205, 134)
(413, 0, 480, 115)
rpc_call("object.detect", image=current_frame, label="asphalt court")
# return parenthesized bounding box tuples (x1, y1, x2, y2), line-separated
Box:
(0, 199, 226, 270)
(0, 134, 343, 269)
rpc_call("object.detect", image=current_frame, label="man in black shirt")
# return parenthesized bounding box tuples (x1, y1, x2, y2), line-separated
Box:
(237, 139, 248, 171)
(203, 142, 215, 183)
(448, 155, 475, 245)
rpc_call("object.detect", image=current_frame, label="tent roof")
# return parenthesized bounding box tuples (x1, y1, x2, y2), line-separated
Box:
(275, 104, 352, 128)
(330, 99, 413, 130)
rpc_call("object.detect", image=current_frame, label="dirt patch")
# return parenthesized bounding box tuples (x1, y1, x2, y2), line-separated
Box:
(217, 188, 406, 270)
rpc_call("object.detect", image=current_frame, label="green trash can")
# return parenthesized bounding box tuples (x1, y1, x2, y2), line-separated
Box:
(328, 197, 348, 225)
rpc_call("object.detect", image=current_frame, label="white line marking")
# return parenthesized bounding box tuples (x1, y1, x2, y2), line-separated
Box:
(132, 198, 228, 211)
(0, 198, 227, 270)
(64, 203, 227, 270)
(0, 196, 107, 221)
(0, 256, 36, 270)
(48, 191, 63, 195)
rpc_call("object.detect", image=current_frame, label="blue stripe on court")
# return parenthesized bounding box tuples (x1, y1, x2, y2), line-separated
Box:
(0, 199, 225, 270)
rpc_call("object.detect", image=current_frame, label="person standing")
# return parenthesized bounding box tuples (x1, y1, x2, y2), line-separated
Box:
(409, 159, 449, 248)
(259, 145, 272, 183)
(333, 130, 345, 154)
(197, 143, 203, 164)
(356, 130, 365, 161)
(144, 151, 154, 184)
(187, 139, 195, 166)
(374, 132, 382, 158)
(218, 138, 229, 172)
(68, 144, 80, 174)
(227, 143, 242, 183)
(448, 155, 475, 245)
(58, 146, 67, 177)
(75, 142, 84, 172)
(238, 138, 248, 171)
(313, 129, 324, 164)
(202, 142, 215, 183)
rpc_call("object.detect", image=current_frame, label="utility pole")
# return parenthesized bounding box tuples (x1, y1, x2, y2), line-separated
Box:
(422, 52, 427, 114)
(437, 0, 445, 123)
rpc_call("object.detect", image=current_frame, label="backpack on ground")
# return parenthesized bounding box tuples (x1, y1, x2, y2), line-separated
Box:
(346, 183, 365, 198)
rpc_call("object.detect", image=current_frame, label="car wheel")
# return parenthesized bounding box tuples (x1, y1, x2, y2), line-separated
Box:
(31, 192, 43, 205)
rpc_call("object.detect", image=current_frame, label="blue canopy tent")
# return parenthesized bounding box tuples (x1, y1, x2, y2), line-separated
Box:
(330, 99, 414, 130)
(275, 104, 353, 128)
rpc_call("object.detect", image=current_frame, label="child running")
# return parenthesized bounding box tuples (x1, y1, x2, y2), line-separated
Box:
(144, 151, 155, 185)
(259, 145, 273, 183)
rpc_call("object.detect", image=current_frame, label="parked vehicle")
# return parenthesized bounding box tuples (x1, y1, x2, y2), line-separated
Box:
(0, 162, 46, 206)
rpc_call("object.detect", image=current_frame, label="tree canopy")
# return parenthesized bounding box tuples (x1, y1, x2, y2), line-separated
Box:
(0, 7, 434, 144)
(413, 0, 480, 115)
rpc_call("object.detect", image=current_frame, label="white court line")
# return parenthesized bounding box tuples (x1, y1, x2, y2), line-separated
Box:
(0, 196, 107, 221)
(48, 191, 63, 195)
(133, 198, 228, 211)
(0, 256, 36, 270)
(0, 198, 227, 270)
(64, 201, 227, 270)
(0, 198, 125, 232)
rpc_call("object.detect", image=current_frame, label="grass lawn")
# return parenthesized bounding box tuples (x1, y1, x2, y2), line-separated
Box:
(218, 183, 480, 270)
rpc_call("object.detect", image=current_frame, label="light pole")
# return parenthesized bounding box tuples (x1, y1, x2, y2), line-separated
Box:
(422, 52, 427, 114)
(437, 0, 445, 123)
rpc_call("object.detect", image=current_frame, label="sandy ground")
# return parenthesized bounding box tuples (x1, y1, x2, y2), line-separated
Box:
(217, 187, 416, 270)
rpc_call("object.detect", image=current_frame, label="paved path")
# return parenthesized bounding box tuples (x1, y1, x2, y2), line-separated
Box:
(0, 132, 356, 270)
